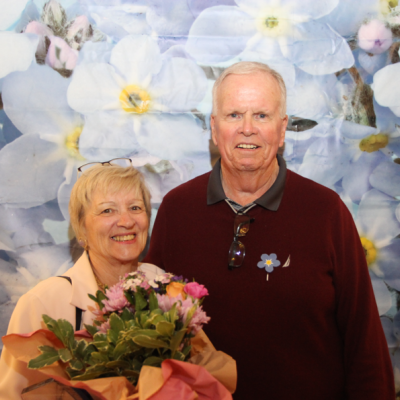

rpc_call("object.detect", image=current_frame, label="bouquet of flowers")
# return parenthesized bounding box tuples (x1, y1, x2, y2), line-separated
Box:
(27, 271, 210, 386)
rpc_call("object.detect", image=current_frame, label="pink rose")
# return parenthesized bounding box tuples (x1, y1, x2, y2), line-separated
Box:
(184, 282, 209, 299)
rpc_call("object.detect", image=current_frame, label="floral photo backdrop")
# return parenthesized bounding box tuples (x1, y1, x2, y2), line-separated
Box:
(1, 0, 400, 391)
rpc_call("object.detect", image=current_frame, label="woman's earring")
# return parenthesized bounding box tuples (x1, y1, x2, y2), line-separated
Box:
(78, 237, 88, 251)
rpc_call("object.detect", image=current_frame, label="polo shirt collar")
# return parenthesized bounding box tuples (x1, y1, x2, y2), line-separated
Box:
(207, 154, 287, 211)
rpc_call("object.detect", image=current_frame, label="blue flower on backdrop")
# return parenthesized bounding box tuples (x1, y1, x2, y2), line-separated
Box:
(67, 35, 210, 161)
(185, 0, 354, 75)
(257, 253, 281, 273)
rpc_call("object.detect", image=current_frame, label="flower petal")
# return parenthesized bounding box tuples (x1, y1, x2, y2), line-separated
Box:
(342, 151, 388, 204)
(185, 6, 256, 64)
(0, 134, 66, 208)
(136, 114, 209, 160)
(358, 189, 400, 245)
(110, 35, 162, 84)
(370, 161, 400, 199)
(288, 21, 354, 75)
(149, 57, 207, 112)
(67, 63, 123, 114)
(0, 32, 38, 79)
(371, 278, 392, 316)
(373, 63, 400, 109)
(3, 64, 79, 135)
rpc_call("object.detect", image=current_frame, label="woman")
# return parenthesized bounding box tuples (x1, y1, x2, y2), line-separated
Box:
(0, 159, 163, 399)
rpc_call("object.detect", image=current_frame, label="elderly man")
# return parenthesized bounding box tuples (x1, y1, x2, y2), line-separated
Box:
(145, 62, 394, 399)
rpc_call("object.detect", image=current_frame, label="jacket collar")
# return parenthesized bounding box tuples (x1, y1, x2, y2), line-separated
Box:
(64, 252, 98, 311)
(207, 154, 287, 211)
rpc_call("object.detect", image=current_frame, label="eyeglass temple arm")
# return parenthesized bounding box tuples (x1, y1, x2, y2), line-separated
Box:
(234, 218, 255, 237)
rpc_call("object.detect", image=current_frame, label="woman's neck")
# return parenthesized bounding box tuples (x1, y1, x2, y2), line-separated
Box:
(87, 252, 139, 289)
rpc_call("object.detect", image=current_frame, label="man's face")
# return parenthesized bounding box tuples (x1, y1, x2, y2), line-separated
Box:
(211, 72, 288, 173)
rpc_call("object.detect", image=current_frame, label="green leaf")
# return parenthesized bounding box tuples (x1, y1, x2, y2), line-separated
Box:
(42, 316, 75, 349)
(113, 341, 130, 360)
(90, 352, 109, 363)
(84, 324, 98, 337)
(58, 348, 72, 363)
(109, 313, 125, 333)
(73, 340, 88, 359)
(147, 314, 166, 327)
(149, 291, 158, 311)
(170, 328, 187, 354)
(72, 364, 108, 381)
(42, 315, 64, 342)
(156, 321, 175, 337)
(124, 290, 135, 305)
(166, 303, 178, 324)
(93, 332, 107, 342)
(106, 360, 131, 369)
(143, 356, 163, 367)
(181, 345, 192, 358)
(69, 359, 84, 371)
(132, 335, 168, 349)
(107, 328, 119, 345)
(183, 306, 197, 329)
(132, 329, 165, 338)
(120, 308, 135, 322)
(172, 351, 185, 361)
(135, 291, 147, 311)
(121, 370, 140, 377)
(28, 349, 60, 369)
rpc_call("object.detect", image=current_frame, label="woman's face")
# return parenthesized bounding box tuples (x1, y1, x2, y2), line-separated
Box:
(82, 188, 149, 268)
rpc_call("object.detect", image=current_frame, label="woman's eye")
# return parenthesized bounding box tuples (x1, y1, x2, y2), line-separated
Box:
(101, 208, 112, 214)
(131, 205, 142, 211)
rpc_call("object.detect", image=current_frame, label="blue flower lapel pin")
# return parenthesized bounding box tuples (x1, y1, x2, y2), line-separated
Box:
(257, 254, 290, 281)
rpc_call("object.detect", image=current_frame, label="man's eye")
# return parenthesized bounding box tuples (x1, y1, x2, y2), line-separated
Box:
(258, 114, 266, 119)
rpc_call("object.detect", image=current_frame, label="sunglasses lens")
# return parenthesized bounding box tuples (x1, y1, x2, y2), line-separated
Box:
(228, 240, 245, 268)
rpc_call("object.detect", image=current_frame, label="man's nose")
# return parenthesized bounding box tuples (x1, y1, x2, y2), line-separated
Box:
(241, 114, 256, 136)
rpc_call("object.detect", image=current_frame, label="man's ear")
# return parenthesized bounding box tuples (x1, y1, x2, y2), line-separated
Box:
(211, 115, 218, 146)
(279, 115, 288, 147)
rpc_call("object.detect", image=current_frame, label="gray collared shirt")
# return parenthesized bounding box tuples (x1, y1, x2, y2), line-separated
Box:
(206, 154, 287, 214)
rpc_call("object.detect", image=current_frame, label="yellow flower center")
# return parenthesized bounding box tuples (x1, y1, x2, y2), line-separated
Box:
(265, 17, 279, 29)
(65, 127, 84, 160)
(119, 85, 151, 114)
(255, 5, 292, 38)
(265, 260, 272, 266)
(359, 133, 389, 153)
(360, 237, 377, 266)
(380, 0, 398, 14)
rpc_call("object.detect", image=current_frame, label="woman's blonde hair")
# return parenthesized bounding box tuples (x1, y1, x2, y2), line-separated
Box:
(69, 164, 151, 241)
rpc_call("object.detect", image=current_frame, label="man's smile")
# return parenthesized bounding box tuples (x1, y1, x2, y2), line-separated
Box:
(236, 144, 260, 149)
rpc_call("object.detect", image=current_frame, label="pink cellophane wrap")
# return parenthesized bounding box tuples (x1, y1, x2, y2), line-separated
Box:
(2, 329, 236, 400)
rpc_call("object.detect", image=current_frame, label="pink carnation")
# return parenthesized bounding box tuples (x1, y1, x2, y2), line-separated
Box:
(184, 282, 209, 299)
(102, 282, 129, 313)
(156, 293, 182, 312)
(99, 320, 110, 334)
(188, 307, 210, 335)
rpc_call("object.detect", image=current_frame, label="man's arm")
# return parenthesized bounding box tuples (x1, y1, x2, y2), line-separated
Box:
(145, 201, 168, 270)
(331, 199, 395, 399)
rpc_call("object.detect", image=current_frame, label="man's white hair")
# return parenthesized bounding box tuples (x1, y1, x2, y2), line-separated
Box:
(211, 61, 287, 118)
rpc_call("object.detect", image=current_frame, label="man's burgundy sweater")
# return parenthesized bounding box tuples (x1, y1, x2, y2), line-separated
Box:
(145, 168, 394, 400)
